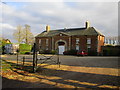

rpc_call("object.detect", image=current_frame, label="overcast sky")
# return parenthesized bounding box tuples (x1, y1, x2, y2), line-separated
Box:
(1, 1, 118, 43)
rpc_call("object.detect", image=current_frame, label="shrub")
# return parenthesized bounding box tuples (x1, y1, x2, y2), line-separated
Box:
(39, 50, 44, 54)
(19, 44, 32, 54)
(88, 50, 97, 56)
(51, 50, 57, 54)
(44, 50, 51, 54)
(39, 50, 51, 54)
(63, 49, 78, 55)
(25, 52, 31, 55)
(69, 49, 78, 55)
(63, 51, 69, 55)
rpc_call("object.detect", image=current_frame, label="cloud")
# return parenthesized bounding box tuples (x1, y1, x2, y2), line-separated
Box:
(1, 2, 118, 43)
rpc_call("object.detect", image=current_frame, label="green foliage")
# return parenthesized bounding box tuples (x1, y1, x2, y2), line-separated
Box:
(39, 50, 57, 54)
(51, 50, 57, 54)
(88, 50, 97, 56)
(103, 49, 119, 56)
(63, 49, 78, 55)
(0, 38, 12, 54)
(39, 50, 51, 54)
(105, 45, 113, 47)
(2, 60, 12, 71)
(19, 44, 32, 54)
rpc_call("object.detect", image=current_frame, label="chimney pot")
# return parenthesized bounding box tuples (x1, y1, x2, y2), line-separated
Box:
(86, 21, 90, 29)
(46, 25, 50, 32)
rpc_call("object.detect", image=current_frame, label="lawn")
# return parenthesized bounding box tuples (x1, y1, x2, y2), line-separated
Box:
(1, 59, 119, 89)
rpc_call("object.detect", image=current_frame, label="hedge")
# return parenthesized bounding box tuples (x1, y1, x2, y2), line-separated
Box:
(19, 44, 32, 54)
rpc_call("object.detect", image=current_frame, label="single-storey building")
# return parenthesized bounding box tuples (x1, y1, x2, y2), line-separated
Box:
(35, 21, 105, 54)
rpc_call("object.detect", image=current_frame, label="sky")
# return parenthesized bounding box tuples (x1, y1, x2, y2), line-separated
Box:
(1, 1, 118, 43)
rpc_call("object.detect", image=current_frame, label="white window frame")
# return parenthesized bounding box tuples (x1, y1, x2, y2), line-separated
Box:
(39, 39, 41, 45)
(87, 38, 91, 44)
(46, 39, 48, 46)
(87, 45, 91, 49)
(60, 34, 62, 36)
(76, 38, 79, 44)
(46, 46, 48, 50)
(76, 45, 79, 50)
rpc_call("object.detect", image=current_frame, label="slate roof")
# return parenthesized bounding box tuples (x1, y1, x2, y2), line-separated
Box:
(35, 27, 104, 37)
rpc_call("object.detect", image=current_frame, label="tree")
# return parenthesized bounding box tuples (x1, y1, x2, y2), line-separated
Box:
(23, 24, 34, 45)
(13, 25, 24, 44)
(13, 24, 34, 45)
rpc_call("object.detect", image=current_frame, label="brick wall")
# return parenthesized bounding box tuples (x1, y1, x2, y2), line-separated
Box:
(97, 35, 105, 53)
(35, 35, 104, 54)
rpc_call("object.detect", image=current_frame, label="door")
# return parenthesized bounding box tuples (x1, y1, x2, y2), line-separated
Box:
(58, 46, 65, 54)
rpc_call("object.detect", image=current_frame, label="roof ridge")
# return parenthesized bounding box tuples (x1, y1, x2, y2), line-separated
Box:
(92, 27, 104, 36)
(35, 26, 104, 37)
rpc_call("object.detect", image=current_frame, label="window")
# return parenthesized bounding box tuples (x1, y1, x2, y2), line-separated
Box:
(39, 39, 42, 49)
(60, 34, 62, 36)
(87, 45, 91, 49)
(87, 45, 91, 52)
(46, 46, 48, 50)
(39, 39, 41, 45)
(76, 38, 79, 44)
(40, 46, 42, 49)
(76, 45, 79, 50)
(46, 39, 48, 45)
(46, 39, 49, 50)
(87, 38, 91, 44)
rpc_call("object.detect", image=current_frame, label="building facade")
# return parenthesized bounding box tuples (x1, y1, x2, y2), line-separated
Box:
(35, 21, 105, 54)
(4, 44, 19, 54)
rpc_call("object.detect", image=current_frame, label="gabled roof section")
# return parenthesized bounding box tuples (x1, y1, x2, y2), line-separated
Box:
(35, 27, 104, 37)
(56, 32, 71, 36)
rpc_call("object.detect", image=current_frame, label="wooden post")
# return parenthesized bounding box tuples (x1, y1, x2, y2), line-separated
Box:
(35, 51, 37, 67)
(33, 43, 36, 72)
(17, 52, 18, 65)
(57, 48, 60, 68)
(16, 49, 19, 65)
(23, 56, 25, 66)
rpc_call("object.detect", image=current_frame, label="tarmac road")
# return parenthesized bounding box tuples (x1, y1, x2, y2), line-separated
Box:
(1, 54, 118, 69)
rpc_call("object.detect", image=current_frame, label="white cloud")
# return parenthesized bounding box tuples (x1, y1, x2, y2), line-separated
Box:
(1, 2, 118, 43)
(2, 23, 16, 30)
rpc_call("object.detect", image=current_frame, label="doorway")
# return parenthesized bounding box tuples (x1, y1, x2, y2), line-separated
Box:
(58, 46, 65, 54)
(58, 41, 65, 54)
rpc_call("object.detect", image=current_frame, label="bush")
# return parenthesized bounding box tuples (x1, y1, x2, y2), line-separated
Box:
(103, 50, 119, 56)
(39, 50, 44, 54)
(39, 50, 51, 54)
(63, 49, 78, 55)
(19, 44, 32, 54)
(88, 50, 97, 56)
(25, 52, 32, 55)
(69, 49, 78, 55)
(51, 50, 57, 54)
(63, 51, 69, 55)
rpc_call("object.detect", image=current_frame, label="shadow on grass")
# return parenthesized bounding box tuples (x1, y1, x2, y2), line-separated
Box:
(2, 60, 120, 89)
(2, 76, 57, 89)
(2, 60, 34, 74)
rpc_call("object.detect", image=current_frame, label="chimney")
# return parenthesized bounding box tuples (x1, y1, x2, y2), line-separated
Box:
(46, 25, 50, 32)
(85, 21, 90, 29)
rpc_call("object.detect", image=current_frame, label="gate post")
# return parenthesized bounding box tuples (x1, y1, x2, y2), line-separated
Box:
(23, 56, 25, 66)
(57, 48, 60, 68)
(16, 49, 19, 65)
(33, 43, 36, 73)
